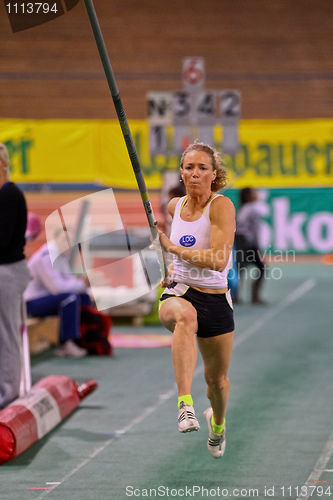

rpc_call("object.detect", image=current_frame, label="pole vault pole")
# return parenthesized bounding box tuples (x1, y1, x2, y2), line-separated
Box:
(83, 0, 167, 278)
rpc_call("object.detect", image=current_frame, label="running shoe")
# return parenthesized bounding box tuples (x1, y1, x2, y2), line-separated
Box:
(178, 402, 200, 433)
(55, 340, 87, 359)
(204, 407, 226, 458)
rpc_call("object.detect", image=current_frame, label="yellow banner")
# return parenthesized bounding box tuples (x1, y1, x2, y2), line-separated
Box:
(230, 119, 333, 188)
(0, 118, 332, 188)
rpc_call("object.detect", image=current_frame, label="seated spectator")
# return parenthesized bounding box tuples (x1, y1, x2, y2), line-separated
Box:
(24, 228, 92, 358)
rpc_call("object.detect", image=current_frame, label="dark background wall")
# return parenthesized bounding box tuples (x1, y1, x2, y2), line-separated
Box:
(0, 0, 332, 119)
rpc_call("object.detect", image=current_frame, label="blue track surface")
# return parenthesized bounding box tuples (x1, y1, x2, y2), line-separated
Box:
(0, 263, 332, 500)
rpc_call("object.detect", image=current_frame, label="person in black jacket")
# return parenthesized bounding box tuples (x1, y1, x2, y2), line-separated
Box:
(0, 143, 30, 409)
(234, 187, 266, 304)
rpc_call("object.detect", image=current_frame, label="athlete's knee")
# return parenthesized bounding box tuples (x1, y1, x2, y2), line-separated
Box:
(159, 299, 197, 333)
(206, 373, 230, 391)
(174, 303, 197, 327)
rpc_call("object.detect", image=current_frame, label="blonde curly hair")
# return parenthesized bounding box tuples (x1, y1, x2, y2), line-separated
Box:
(180, 141, 228, 192)
(0, 143, 9, 166)
(0, 143, 10, 178)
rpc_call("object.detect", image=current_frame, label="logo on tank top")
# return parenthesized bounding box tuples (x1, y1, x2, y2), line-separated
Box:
(179, 235, 196, 247)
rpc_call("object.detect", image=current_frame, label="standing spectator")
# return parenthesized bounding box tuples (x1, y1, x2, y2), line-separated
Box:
(0, 143, 30, 409)
(234, 187, 266, 304)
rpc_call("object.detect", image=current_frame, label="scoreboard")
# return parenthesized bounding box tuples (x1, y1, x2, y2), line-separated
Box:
(147, 58, 241, 157)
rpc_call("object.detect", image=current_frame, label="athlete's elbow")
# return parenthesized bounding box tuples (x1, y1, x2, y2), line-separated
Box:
(214, 261, 228, 272)
(212, 250, 229, 272)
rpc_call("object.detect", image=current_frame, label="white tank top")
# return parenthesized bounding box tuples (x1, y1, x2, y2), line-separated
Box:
(169, 194, 233, 289)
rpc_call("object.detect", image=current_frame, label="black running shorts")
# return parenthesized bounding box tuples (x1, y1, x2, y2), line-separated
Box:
(160, 282, 234, 338)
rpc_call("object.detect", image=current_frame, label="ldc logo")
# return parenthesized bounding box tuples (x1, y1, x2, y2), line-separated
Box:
(179, 235, 196, 247)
